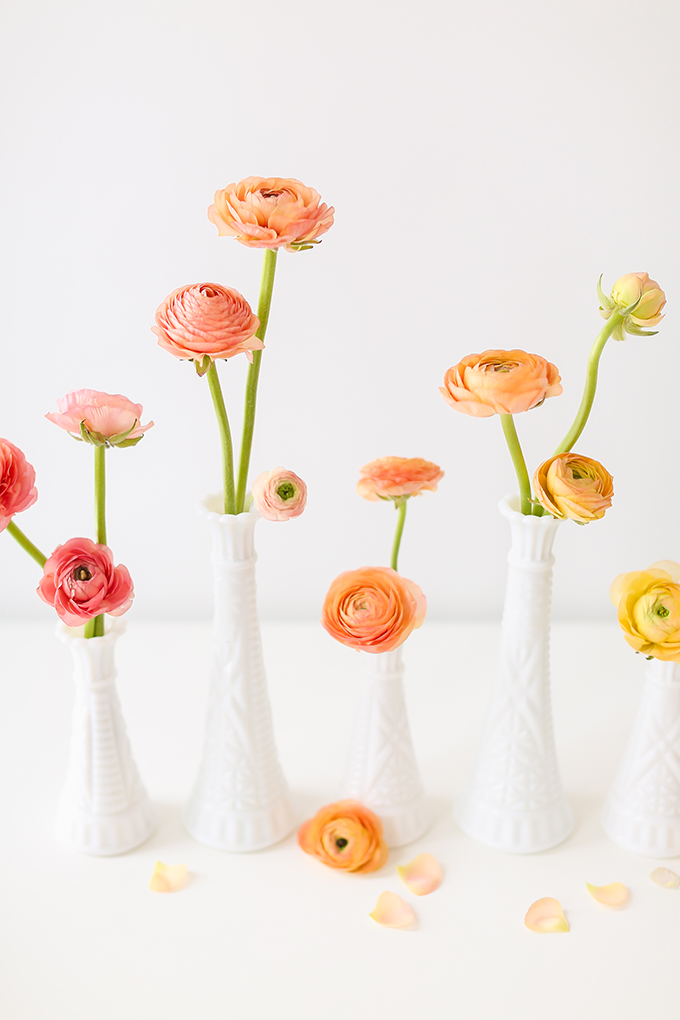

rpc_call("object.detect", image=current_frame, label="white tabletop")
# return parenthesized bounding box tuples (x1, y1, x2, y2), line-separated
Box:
(1, 619, 678, 1020)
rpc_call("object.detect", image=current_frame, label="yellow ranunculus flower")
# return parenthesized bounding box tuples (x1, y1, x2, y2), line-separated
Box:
(610, 562, 680, 661)
(599, 272, 666, 340)
(533, 453, 613, 523)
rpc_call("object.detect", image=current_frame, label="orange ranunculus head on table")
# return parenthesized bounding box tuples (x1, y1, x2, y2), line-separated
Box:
(208, 177, 335, 252)
(533, 453, 614, 523)
(610, 562, 680, 662)
(321, 566, 426, 653)
(440, 349, 562, 417)
(356, 457, 444, 502)
(298, 800, 387, 873)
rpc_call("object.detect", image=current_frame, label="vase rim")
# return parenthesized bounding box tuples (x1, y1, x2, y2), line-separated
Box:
(498, 493, 560, 528)
(198, 493, 260, 522)
(56, 617, 126, 646)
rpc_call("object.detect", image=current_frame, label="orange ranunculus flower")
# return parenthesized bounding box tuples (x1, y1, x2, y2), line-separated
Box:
(208, 177, 335, 252)
(356, 456, 444, 502)
(298, 800, 387, 873)
(321, 566, 426, 653)
(533, 453, 614, 523)
(439, 350, 562, 418)
(600, 272, 666, 340)
(610, 562, 680, 662)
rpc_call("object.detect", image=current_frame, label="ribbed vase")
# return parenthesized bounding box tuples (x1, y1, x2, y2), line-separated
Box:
(602, 657, 680, 857)
(455, 495, 574, 853)
(341, 646, 429, 847)
(55, 620, 156, 855)
(183, 497, 294, 851)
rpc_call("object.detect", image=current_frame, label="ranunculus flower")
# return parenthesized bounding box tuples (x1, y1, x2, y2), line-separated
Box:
(610, 562, 680, 662)
(298, 800, 387, 874)
(440, 350, 562, 417)
(45, 390, 154, 448)
(251, 467, 307, 521)
(208, 177, 335, 252)
(356, 457, 444, 502)
(0, 439, 37, 532)
(533, 453, 614, 523)
(600, 272, 666, 340)
(152, 283, 262, 375)
(37, 537, 134, 627)
(321, 566, 426, 653)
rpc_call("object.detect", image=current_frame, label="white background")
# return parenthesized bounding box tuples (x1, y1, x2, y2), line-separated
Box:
(0, 0, 679, 623)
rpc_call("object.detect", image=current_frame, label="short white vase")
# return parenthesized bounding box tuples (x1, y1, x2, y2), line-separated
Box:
(601, 658, 680, 857)
(341, 646, 430, 847)
(455, 495, 574, 853)
(56, 619, 156, 855)
(183, 497, 294, 851)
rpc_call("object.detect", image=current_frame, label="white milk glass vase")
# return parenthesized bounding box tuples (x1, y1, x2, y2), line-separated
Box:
(183, 496, 294, 851)
(455, 494, 574, 853)
(55, 619, 156, 855)
(341, 645, 430, 847)
(601, 657, 680, 857)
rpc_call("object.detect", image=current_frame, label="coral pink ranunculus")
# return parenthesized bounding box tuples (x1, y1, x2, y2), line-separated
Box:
(357, 457, 444, 502)
(251, 467, 307, 521)
(37, 538, 134, 626)
(208, 177, 335, 251)
(440, 350, 562, 417)
(45, 390, 153, 448)
(0, 439, 38, 532)
(321, 566, 426, 653)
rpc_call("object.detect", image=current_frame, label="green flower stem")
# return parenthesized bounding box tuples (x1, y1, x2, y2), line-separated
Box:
(553, 311, 623, 456)
(390, 499, 408, 572)
(91, 444, 108, 638)
(500, 414, 532, 515)
(206, 361, 236, 515)
(235, 248, 279, 514)
(6, 520, 47, 567)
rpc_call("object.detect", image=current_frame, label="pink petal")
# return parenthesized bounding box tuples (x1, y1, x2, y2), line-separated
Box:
(586, 882, 628, 907)
(149, 861, 188, 892)
(650, 868, 680, 889)
(369, 891, 415, 928)
(524, 897, 569, 933)
(397, 853, 442, 895)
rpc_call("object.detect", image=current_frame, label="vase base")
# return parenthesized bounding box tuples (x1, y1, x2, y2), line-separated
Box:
(342, 792, 430, 848)
(183, 793, 295, 852)
(455, 794, 574, 854)
(601, 800, 680, 858)
(55, 795, 157, 856)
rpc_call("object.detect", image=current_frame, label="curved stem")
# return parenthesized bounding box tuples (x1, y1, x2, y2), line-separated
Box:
(553, 311, 623, 455)
(390, 500, 408, 572)
(235, 248, 278, 513)
(500, 414, 532, 515)
(92, 445, 107, 637)
(206, 361, 236, 515)
(6, 520, 47, 567)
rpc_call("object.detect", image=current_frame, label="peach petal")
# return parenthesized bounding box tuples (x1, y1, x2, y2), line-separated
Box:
(397, 853, 442, 895)
(586, 882, 628, 907)
(650, 868, 680, 889)
(524, 897, 569, 933)
(149, 861, 188, 892)
(369, 891, 415, 928)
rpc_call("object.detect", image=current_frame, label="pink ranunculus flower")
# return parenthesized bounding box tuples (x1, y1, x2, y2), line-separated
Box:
(45, 390, 154, 448)
(37, 538, 134, 627)
(152, 283, 262, 375)
(0, 439, 38, 532)
(251, 468, 307, 521)
(208, 177, 335, 252)
(357, 457, 444, 502)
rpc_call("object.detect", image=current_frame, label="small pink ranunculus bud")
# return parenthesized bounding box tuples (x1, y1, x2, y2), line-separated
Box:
(533, 453, 613, 523)
(208, 177, 334, 252)
(440, 350, 562, 417)
(0, 438, 38, 532)
(599, 272, 666, 339)
(37, 537, 134, 627)
(357, 456, 444, 502)
(251, 468, 307, 521)
(45, 390, 153, 448)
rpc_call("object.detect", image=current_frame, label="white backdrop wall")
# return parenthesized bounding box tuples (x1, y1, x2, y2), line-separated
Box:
(0, 0, 678, 622)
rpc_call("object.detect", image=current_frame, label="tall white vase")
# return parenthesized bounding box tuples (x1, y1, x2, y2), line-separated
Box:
(601, 658, 680, 857)
(341, 646, 430, 847)
(56, 620, 156, 855)
(183, 497, 294, 851)
(455, 495, 574, 853)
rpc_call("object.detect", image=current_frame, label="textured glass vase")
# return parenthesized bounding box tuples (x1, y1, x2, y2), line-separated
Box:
(183, 497, 294, 851)
(455, 495, 574, 853)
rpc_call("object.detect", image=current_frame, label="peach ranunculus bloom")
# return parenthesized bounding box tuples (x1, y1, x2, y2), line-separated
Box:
(600, 272, 666, 340)
(45, 390, 154, 448)
(208, 177, 335, 252)
(37, 537, 134, 627)
(357, 456, 444, 502)
(153, 283, 262, 376)
(322, 566, 426, 653)
(0, 439, 38, 532)
(533, 453, 614, 524)
(440, 350, 562, 417)
(251, 467, 307, 521)
(298, 800, 387, 874)
(610, 562, 680, 662)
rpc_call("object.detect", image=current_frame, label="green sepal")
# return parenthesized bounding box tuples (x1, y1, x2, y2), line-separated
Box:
(597, 274, 614, 311)
(619, 293, 643, 317)
(288, 239, 320, 252)
(623, 323, 659, 337)
(115, 435, 144, 448)
(107, 419, 139, 447)
(79, 420, 107, 447)
(195, 355, 211, 377)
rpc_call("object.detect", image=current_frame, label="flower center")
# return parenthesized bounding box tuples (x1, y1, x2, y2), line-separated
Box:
(260, 189, 283, 199)
(74, 565, 92, 582)
(335, 837, 348, 849)
(276, 482, 296, 501)
(656, 605, 670, 618)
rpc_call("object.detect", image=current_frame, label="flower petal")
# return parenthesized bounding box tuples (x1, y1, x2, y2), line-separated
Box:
(524, 897, 569, 933)
(650, 867, 680, 889)
(149, 861, 188, 892)
(369, 891, 415, 928)
(397, 853, 442, 895)
(586, 882, 628, 907)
